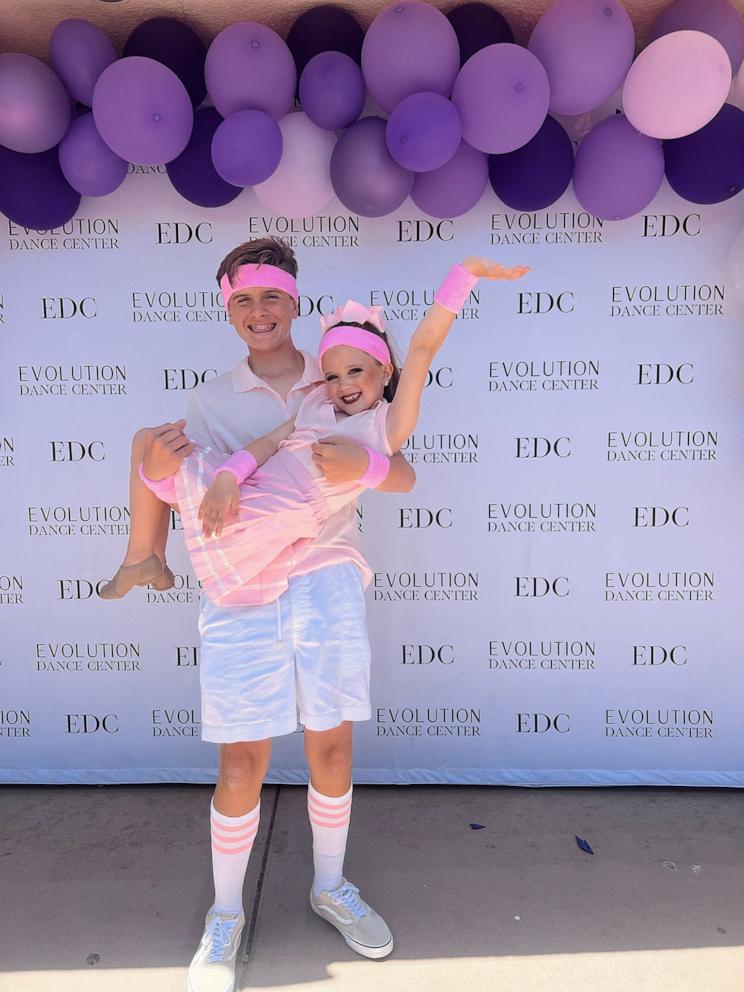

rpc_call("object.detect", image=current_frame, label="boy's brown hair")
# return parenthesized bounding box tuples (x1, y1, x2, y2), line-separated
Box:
(216, 237, 298, 286)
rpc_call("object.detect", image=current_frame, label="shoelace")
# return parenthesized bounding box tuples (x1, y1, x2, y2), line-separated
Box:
(332, 883, 368, 918)
(206, 914, 238, 963)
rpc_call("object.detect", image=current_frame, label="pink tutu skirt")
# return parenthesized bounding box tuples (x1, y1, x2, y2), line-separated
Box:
(174, 446, 330, 606)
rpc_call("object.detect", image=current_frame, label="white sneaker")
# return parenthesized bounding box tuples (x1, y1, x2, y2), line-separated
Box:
(187, 907, 245, 992)
(310, 879, 394, 959)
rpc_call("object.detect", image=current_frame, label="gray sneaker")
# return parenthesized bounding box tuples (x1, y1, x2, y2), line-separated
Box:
(187, 907, 245, 992)
(310, 879, 393, 959)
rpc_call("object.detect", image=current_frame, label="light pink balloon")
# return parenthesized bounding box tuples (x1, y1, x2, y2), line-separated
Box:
(622, 30, 731, 138)
(254, 112, 336, 218)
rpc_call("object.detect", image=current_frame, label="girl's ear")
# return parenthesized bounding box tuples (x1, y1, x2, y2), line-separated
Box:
(382, 361, 394, 384)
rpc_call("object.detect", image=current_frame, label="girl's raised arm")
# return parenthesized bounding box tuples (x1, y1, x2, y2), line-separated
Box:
(385, 258, 529, 452)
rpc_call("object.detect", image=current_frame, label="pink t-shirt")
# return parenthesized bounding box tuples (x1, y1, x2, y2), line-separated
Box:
(184, 351, 372, 587)
(281, 384, 392, 514)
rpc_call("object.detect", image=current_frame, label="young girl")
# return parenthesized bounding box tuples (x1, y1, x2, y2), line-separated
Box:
(101, 257, 528, 603)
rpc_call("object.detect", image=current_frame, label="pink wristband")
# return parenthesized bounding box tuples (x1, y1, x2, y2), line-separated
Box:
(359, 447, 390, 489)
(216, 450, 258, 484)
(138, 462, 177, 503)
(433, 263, 479, 313)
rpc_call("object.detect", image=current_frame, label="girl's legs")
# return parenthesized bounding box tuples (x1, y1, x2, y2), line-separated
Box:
(100, 428, 172, 598)
(122, 427, 171, 566)
(305, 723, 353, 896)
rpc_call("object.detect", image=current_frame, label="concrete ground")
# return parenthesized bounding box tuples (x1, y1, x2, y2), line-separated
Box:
(0, 785, 742, 992)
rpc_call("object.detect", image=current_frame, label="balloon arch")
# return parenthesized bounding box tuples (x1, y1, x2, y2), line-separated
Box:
(0, 0, 743, 231)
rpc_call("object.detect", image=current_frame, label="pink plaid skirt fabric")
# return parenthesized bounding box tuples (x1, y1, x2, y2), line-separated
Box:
(174, 447, 331, 606)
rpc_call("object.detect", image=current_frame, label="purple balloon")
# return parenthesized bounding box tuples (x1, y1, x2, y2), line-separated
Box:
(330, 116, 414, 217)
(50, 19, 117, 107)
(362, 2, 460, 113)
(206, 23, 296, 120)
(529, 0, 635, 116)
(300, 52, 366, 131)
(167, 108, 242, 207)
(211, 110, 283, 187)
(386, 92, 462, 172)
(411, 140, 488, 217)
(124, 17, 207, 108)
(93, 57, 193, 166)
(0, 145, 80, 229)
(452, 44, 550, 154)
(573, 115, 664, 220)
(664, 104, 744, 204)
(651, 0, 744, 74)
(0, 53, 71, 153)
(489, 115, 574, 210)
(58, 112, 127, 196)
(447, 3, 514, 66)
(287, 5, 364, 77)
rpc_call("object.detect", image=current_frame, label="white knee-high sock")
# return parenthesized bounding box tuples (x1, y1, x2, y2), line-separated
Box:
(210, 798, 260, 914)
(308, 781, 352, 897)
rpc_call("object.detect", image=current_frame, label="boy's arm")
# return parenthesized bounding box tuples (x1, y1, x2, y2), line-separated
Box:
(311, 439, 415, 493)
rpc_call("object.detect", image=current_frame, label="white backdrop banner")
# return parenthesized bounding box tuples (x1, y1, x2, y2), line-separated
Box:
(2, 167, 743, 786)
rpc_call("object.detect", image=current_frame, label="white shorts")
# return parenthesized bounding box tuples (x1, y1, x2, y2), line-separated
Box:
(198, 563, 372, 742)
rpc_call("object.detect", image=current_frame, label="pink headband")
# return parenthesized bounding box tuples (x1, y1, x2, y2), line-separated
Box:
(220, 263, 299, 308)
(318, 325, 392, 366)
(318, 299, 391, 366)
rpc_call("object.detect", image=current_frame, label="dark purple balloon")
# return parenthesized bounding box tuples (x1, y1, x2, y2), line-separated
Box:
(124, 17, 207, 108)
(447, 3, 514, 66)
(287, 4, 364, 78)
(573, 114, 664, 220)
(211, 110, 283, 187)
(489, 115, 574, 210)
(0, 144, 80, 228)
(664, 104, 744, 204)
(300, 52, 366, 131)
(411, 139, 488, 217)
(58, 112, 127, 196)
(50, 19, 117, 107)
(330, 116, 414, 217)
(167, 108, 241, 207)
(386, 92, 462, 172)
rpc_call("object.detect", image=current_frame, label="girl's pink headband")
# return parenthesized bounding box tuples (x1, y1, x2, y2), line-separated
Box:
(220, 263, 299, 308)
(318, 325, 392, 366)
(318, 299, 391, 366)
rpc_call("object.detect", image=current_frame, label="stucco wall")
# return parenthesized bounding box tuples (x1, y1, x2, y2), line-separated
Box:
(4, 0, 744, 62)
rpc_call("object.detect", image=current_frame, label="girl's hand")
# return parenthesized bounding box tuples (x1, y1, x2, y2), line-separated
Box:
(198, 472, 240, 538)
(461, 257, 530, 280)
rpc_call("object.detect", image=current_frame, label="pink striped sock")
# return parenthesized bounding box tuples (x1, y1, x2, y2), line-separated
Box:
(210, 798, 260, 914)
(308, 781, 352, 897)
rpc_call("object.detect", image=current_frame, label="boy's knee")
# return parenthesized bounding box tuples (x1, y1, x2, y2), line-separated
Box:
(220, 742, 269, 790)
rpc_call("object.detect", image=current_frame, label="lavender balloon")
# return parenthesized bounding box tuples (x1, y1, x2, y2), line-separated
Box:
(330, 116, 414, 217)
(411, 140, 488, 218)
(124, 17, 207, 108)
(58, 112, 127, 196)
(447, 3, 514, 66)
(255, 113, 336, 218)
(664, 103, 744, 204)
(362, 2, 460, 113)
(573, 115, 664, 220)
(300, 52, 366, 131)
(211, 110, 283, 187)
(489, 115, 574, 210)
(206, 23, 296, 120)
(0, 145, 80, 229)
(651, 0, 744, 74)
(93, 57, 193, 166)
(167, 108, 241, 208)
(529, 0, 635, 116)
(386, 92, 462, 172)
(452, 44, 549, 154)
(50, 19, 117, 107)
(0, 53, 71, 153)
